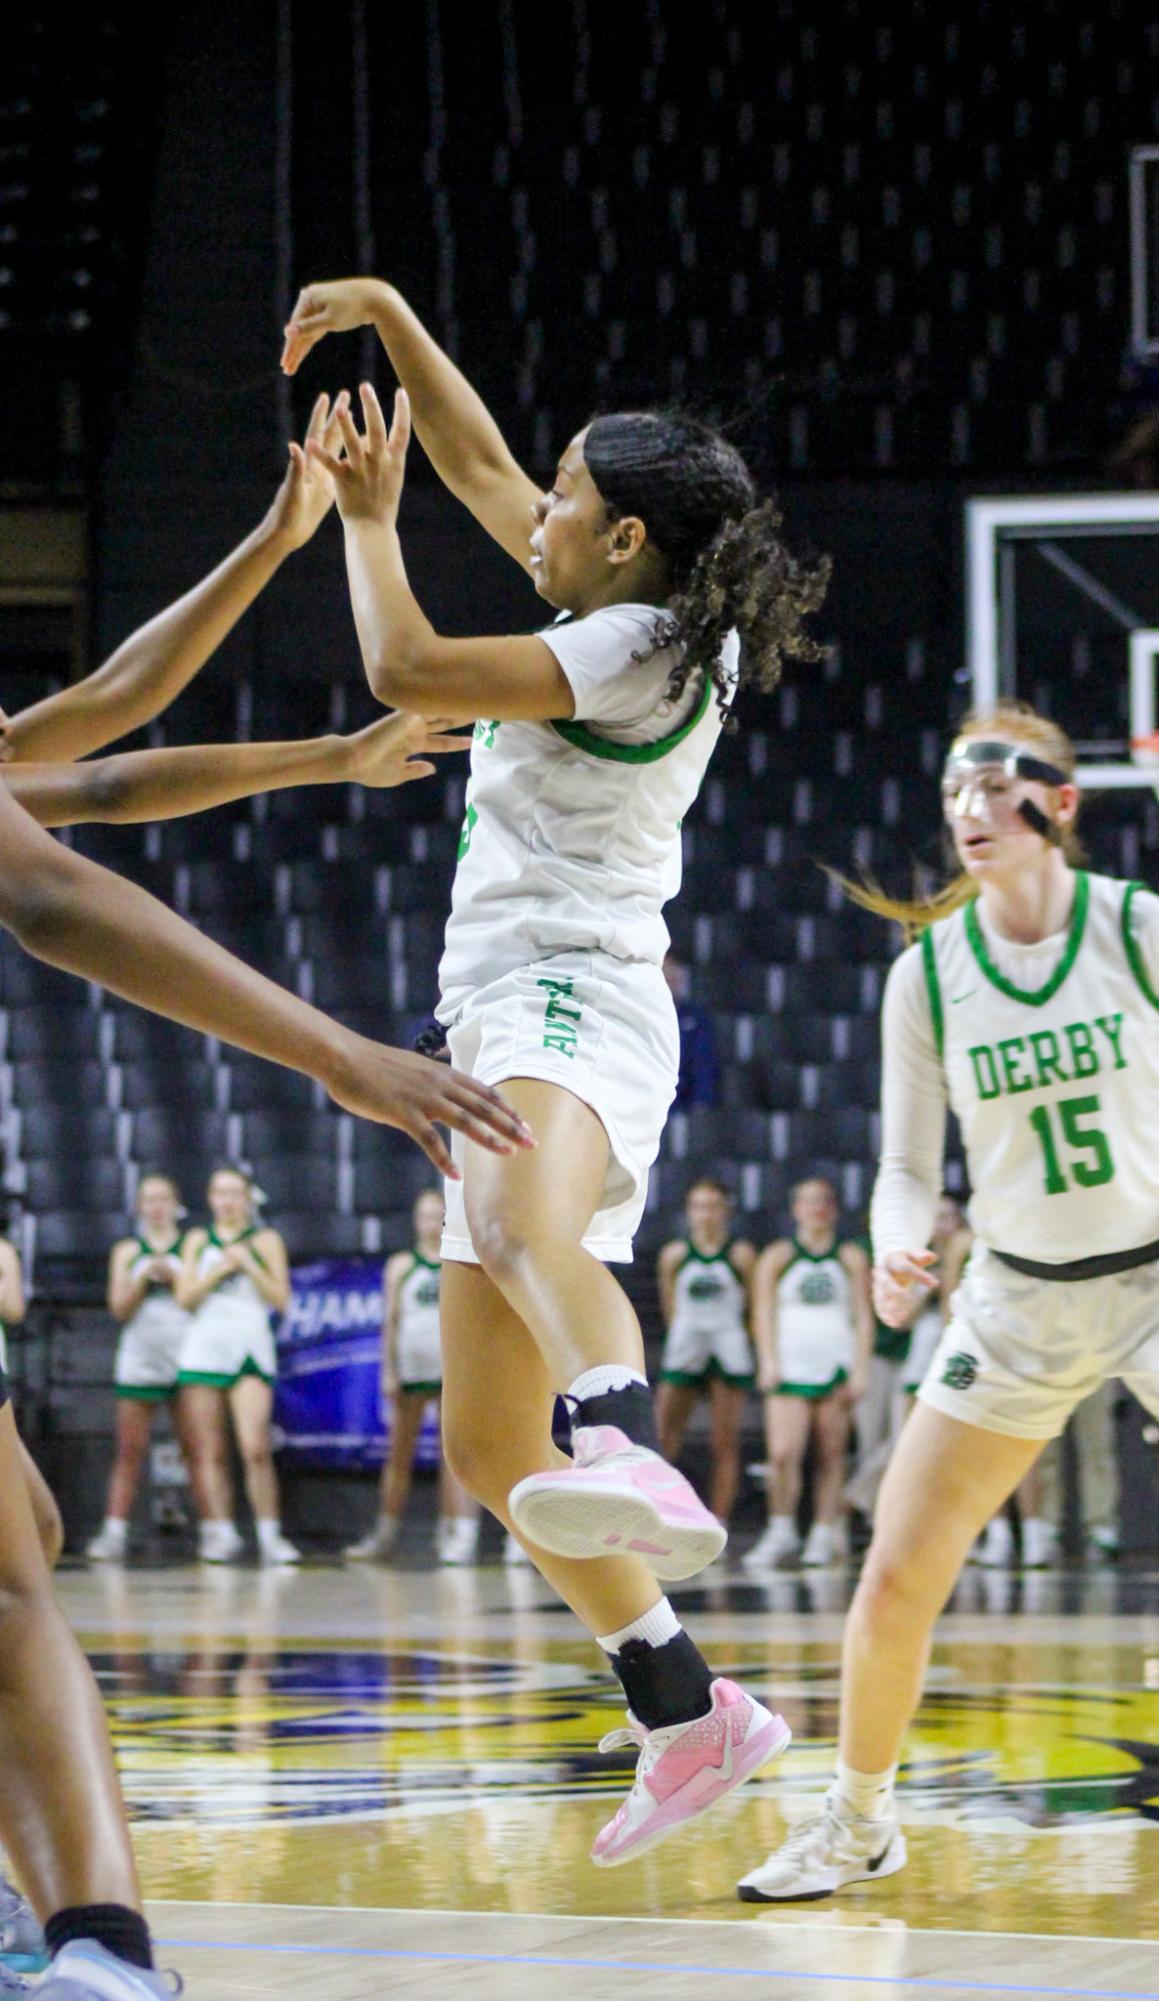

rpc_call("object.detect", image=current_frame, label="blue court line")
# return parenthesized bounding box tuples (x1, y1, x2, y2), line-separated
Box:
(155, 1938, 1159, 1998)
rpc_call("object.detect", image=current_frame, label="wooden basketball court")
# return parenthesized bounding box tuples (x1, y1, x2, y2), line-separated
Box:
(56, 1561, 1159, 1998)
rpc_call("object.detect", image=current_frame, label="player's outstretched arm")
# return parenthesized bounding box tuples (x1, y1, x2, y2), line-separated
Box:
(0, 779, 534, 1176)
(313, 385, 573, 723)
(282, 276, 541, 571)
(5, 712, 469, 828)
(5, 396, 350, 765)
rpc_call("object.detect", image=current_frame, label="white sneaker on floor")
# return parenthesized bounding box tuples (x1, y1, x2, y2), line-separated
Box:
(1087, 1523, 1120, 1561)
(974, 1517, 1014, 1568)
(737, 1794, 906, 1902)
(438, 1518, 480, 1566)
(85, 1524, 128, 1564)
(32, 1940, 179, 1997)
(800, 1523, 838, 1568)
(503, 1532, 533, 1567)
(741, 1519, 801, 1573)
(592, 1678, 791, 1867)
(197, 1522, 243, 1565)
(1020, 1517, 1059, 1569)
(345, 1518, 399, 1562)
(258, 1531, 301, 1567)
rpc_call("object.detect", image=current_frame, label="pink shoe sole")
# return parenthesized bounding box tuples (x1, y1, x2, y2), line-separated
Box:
(507, 1470, 727, 1581)
(593, 1711, 792, 1868)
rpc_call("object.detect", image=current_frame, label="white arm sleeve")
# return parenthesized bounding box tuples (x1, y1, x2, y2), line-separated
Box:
(1128, 883, 1159, 998)
(869, 944, 948, 1259)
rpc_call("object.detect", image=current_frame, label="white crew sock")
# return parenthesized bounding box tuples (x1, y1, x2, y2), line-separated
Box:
(256, 1518, 284, 1553)
(102, 1517, 128, 1544)
(834, 1756, 897, 1822)
(568, 1365, 650, 1405)
(598, 1597, 682, 1654)
(199, 1518, 233, 1546)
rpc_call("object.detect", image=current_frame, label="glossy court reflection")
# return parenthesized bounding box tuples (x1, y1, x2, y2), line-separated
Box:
(63, 1560, 1159, 1955)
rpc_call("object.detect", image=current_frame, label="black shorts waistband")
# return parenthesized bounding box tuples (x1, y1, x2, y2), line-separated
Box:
(990, 1238, 1159, 1283)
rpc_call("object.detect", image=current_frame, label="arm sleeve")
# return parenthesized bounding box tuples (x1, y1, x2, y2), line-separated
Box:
(869, 944, 948, 1259)
(538, 608, 681, 728)
(1128, 884, 1159, 997)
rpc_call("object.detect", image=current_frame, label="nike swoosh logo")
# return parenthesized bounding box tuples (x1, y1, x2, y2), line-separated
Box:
(866, 1844, 892, 1871)
(950, 992, 976, 1005)
(715, 1728, 736, 1784)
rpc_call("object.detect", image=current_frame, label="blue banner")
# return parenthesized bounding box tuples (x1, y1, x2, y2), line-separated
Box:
(273, 1258, 440, 1470)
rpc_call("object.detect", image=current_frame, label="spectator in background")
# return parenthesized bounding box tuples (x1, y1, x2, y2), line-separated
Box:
(663, 951, 719, 1108)
(346, 1188, 480, 1565)
(655, 1178, 756, 1528)
(745, 1178, 872, 1570)
(87, 1174, 192, 1564)
(176, 1167, 299, 1566)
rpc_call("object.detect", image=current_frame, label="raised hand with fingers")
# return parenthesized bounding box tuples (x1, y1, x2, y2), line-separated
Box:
(325, 1040, 536, 1180)
(342, 711, 471, 789)
(281, 278, 384, 376)
(265, 391, 353, 549)
(308, 383, 410, 526)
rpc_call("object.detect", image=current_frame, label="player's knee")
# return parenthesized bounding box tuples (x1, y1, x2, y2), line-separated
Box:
(464, 1202, 538, 1284)
(853, 1545, 931, 1630)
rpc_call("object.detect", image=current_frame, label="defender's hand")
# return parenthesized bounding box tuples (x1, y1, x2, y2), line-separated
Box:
(324, 1035, 535, 1179)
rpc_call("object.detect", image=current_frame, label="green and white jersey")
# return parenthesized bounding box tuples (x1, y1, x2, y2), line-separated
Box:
(776, 1239, 856, 1387)
(437, 604, 737, 1011)
(395, 1252, 442, 1387)
(661, 1240, 752, 1384)
(124, 1236, 188, 1344)
(873, 872, 1159, 1266)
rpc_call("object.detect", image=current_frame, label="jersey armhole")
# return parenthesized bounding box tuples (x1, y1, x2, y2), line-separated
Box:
(919, 927, 945, 1059)
(1121, 882, 1159, 1012)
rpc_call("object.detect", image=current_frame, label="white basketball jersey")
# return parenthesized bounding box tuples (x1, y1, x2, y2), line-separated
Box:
(396, 1254, 441, 1356)
(437, 605, 737, 1010)
(196, 1231, 269, 1315)
(924, 873, 1159, 1264)
(776, 1242, 856, 1385)
(669, 1244, 747, 1344)
(125, 1237, 188, 1344)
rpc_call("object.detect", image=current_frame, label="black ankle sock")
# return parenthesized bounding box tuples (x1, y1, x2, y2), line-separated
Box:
(572, 1381, 659, 1453)
(45, 1904, 154, 1971)
(609, 1630, 715, 1731)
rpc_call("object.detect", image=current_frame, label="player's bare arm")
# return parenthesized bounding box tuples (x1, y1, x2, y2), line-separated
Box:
(752, 1241, 793, 1391)
(0, 778, 534, 1176)
(3, 712, 469, 829)
(5, 394, 350, 765)
(281, 276, 541, 570)
(309, 385, 574, 722)
(656, 1241, 686, 1327)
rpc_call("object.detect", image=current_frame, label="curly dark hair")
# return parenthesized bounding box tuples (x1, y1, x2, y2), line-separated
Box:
(583, 410, 830, 715)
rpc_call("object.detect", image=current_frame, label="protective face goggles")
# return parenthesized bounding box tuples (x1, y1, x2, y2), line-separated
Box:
(941, 738, 1068, 840)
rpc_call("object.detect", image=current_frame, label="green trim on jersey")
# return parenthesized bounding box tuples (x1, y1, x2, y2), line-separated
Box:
(785, 1235, 844, 1267)
(1121, 881, 1159, 1013)
(410, 1251, 440, 1272)
(677, 1238, 738, 1272)
(136, 1233, 184, 1260)
(208, 1225, 270, 1274)
(115, 1382, 174, 1403)
(550, 665, 713, 764)
(660, 1361, 755, 1391)
(963, 869, 1090, 1007)
(921, 926, 944, 1060)
(767, 1368, 849, 1400)
(397, 1377, 442, 1396)
(176, 1357, 274, 1391)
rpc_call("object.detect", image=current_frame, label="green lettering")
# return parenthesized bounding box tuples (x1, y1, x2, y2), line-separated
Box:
(997, 1037, 1032, 1094)
(544, 1035, 576, 1057)
(1064, 1020, 1098, 1079)
(969, 1044, 1001, 1101)
(1095, 1013, 1127, 1071)
(537, 977, 574, 1000)
(545, 996, 581, 1025)
(1028, 1029, 1066, 1091)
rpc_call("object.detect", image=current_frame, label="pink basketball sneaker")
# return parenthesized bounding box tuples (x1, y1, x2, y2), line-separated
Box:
(592, 1677, 791, 1867)
(508, 1425, 727, 1580)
